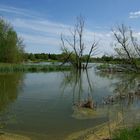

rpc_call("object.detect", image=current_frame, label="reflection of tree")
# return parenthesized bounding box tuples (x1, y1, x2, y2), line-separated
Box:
(0, 73, 24, 129)
(95, 71, 115, 80)
(97, 71, 140, 107)
(61, 69, 95, 108)
(95, 72, 140, 139)
(0, 73, 24, 111)
(112, 74, 140, 105)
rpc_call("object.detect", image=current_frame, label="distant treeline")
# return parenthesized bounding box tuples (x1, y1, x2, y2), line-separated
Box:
(93, 55, 140, 64)
(25, 53, 139, 64)
(24, 53, 95, 62)
(24, 53, 63, 62)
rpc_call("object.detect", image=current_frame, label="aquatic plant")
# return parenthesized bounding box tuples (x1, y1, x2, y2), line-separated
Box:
(0, 63, 71, 72)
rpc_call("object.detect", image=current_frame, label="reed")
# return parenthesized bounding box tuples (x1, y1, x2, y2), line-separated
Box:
(0, 63, 71, 72)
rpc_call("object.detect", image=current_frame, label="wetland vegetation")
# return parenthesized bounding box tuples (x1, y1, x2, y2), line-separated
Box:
(0, 16, 140, 140)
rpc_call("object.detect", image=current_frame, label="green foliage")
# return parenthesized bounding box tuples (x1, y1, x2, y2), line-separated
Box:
(0, 63, 71, 72)
(0, 18, 25, 63)
(96, 63, 110, 69)
(26, 53, 61, 61)
(102, 55, 114, 62)
(113, 126, 140, 140)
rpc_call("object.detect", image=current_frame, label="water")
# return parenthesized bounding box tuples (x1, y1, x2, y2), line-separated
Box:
(0, 66, 140, 139)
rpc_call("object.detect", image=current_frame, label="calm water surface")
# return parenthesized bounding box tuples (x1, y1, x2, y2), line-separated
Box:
(0, 66, 140, 139)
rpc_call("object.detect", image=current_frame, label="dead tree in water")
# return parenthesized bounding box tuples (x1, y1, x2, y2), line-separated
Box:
(61, 16, 98, 70)
(112, 24, 140, 72)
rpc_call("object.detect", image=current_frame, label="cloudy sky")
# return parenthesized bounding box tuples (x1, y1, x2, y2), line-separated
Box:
(0, 0, 140, 56)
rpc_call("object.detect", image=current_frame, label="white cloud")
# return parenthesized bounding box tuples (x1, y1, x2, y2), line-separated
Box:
(12, 18, 71, 37)
(20, 33, 60, 47)
(14, 18, 114, 55)
(129, 11, 140, 19)
(0, 5, 40, 18)
(0, 4, 114, 56)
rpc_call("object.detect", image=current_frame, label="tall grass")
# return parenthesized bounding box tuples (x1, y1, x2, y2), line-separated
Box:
(0, 63, 71, 72)
(112, 126, 140, 140)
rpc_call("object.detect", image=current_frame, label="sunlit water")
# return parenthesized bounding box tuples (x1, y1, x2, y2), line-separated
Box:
(0, 65, 140, 139)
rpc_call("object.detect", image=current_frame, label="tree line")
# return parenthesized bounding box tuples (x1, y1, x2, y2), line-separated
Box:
(25, 52, 138, 65)
(24, 53, 94, 62)
(60, 17, 140, 71)
(0, 17, 140, 72)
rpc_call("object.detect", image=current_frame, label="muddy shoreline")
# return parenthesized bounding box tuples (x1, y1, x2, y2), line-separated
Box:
(0, 132, 31, 140)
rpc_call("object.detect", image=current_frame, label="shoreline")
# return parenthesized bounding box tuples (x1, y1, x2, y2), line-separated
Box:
(0, 132, 31, 140)
(0, 63, 71, 72)
(65, 112, 123, 140)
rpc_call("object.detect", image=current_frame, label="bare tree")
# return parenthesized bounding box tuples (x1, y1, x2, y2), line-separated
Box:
(112, 24, 139, 71)
(61, 16, 98, 70)
(130, 30, 140, 57)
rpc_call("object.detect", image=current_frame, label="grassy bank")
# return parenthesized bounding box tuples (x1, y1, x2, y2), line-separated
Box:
(0, 63, 71, 72)
(112, 126, 140, 140)
(96, 63, 140, 73)
(0, 132, 31, 140)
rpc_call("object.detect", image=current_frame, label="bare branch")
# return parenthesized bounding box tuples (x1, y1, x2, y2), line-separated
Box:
(130, 29, 140, 57)
(60, 16, 98, 69)
(85, 41, 98, 69)
(112, 24, 138, 71)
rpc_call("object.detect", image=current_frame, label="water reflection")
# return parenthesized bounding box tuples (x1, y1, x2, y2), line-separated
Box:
(61, 69, 139, 108)
(113, 74, 140, 106)
(97, 72, 140, 106)
(61, 70, 95, 107)
(0, 73, 24, 128)
(61, 69, 140, 122)
(0, 69, 139, 139)
(0, 73, 24, 111)
(94, 72, 140, 139)
(61, 70, 100, 120)
(63, 71, 140, 140)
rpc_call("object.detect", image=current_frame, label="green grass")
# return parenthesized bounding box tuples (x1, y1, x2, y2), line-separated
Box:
(113, 126, 140, 140)
(0, 63, 71, 72)
(96, 63, 110, 69)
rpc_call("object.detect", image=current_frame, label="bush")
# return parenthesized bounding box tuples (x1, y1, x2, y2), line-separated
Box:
(113, 126, 140, 140)
(0, 18, 25, 63)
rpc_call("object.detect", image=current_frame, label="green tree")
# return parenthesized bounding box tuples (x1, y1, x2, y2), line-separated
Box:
(0, 18, 25, 63)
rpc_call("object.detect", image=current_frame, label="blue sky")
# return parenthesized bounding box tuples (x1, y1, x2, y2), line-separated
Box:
(0, 0, 140, 56)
